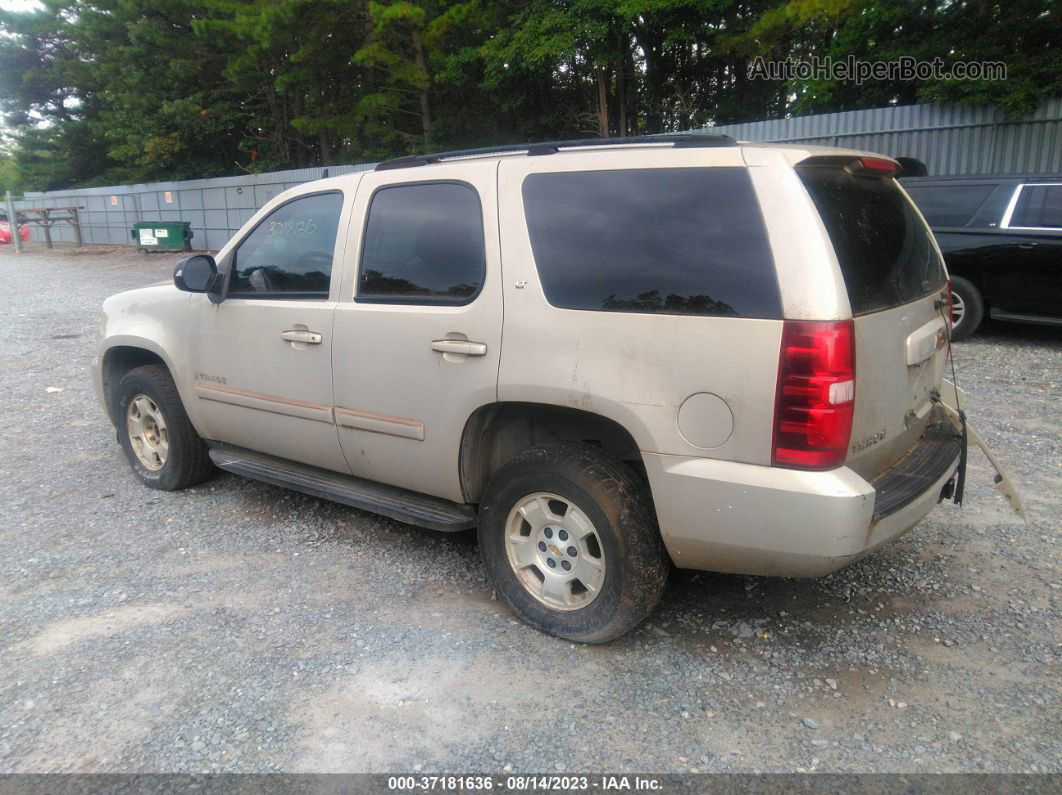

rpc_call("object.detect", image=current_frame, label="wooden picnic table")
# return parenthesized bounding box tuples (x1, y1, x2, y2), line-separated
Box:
(16, 206, 83, 248)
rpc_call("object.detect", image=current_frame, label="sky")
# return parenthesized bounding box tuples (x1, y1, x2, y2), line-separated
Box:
(0, 0, 43, 10)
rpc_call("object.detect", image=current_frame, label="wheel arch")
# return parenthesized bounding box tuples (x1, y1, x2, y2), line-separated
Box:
(943, 258, 990, 308)
(459, 402, 644, 503)
(100, 340, 177, 425)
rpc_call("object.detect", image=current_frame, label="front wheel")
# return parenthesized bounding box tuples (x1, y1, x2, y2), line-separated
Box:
(478, 443, 669, 643)
(114, 364, 215, 490)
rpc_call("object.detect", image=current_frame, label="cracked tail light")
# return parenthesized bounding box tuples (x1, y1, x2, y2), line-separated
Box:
(772, 320, 856, 470)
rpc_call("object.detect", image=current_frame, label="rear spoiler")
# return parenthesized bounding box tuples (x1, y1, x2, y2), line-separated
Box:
(894, 157, 928, 177)
(796, 155, 902, 177)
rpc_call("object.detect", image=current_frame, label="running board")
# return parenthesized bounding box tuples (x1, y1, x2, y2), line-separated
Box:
(207, 445, 476, 532)
(989, 309, 1062, 327)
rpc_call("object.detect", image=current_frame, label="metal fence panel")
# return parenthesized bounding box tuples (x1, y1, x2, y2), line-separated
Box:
(12, 161, 377, 250)
(707, 97, 1062, 177)
(11, 99, 1061, 248)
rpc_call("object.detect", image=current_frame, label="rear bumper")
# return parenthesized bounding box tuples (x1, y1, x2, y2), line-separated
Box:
(645, 424, 961, 577)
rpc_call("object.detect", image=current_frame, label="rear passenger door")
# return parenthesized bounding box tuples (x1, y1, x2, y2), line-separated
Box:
(1000, 183, 1062, 315)
(331, 163, 502, 502)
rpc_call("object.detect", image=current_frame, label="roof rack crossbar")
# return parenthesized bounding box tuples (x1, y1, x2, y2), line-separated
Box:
(374, 134, 737, 171)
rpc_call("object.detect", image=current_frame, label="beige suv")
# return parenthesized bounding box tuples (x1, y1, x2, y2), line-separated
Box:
(93, 135, 1023, 642)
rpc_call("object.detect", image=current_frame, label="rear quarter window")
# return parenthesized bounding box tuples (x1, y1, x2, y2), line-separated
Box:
(798, 167, 946, 315)
(902, 183, 995, 227)
(521, 168, 780, 318)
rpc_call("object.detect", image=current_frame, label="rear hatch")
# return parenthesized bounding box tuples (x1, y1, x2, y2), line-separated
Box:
(796, 158, 950, 480)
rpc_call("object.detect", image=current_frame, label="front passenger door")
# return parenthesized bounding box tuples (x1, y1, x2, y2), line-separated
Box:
(187, 189, 351, 473)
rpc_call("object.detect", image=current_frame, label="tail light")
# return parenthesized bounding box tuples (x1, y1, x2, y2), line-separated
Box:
(946, 279, 954, 326)
(772, 320, 856, 470)
(844, 156, 900, 177)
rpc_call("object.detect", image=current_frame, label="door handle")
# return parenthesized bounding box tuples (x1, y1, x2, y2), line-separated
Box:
(431, 339, 487, 356)
(281, 329, 323, 344)
(1017, 242, 1038, 249)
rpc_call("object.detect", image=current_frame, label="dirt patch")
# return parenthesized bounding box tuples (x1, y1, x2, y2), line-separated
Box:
(26, 603, 191, 655)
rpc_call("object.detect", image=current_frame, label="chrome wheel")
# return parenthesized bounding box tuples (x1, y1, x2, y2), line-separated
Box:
(505, 492, 606, 611)
(950, 291, 966, 330)
(126, 394, 169, 471)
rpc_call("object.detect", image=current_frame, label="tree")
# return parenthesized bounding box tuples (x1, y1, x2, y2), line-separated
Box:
(1, 0, 1059, 189)
(732, 0, 1062, 117)
(196, 0, 371, 168)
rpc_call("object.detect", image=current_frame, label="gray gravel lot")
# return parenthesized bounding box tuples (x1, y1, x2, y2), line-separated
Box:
(0, 244, 1059, 774)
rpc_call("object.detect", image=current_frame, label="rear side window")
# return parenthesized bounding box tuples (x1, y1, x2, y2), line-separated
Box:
(1009, 184, 1062, 228)
(358, 182, 485, 304)
(798, 168, 946, 315)
(521, 168, 780, 318)
(902, 184, 994, 227)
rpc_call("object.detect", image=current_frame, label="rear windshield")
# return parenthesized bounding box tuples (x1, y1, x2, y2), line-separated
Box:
(522, 168, 781, 318)
(798, 167, 946, 315)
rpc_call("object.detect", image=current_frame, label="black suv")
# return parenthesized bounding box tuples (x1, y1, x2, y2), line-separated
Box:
(900, 175, 1062, 339)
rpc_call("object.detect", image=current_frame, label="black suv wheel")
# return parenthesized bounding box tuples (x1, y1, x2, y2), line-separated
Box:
(949, 276, 985, 341)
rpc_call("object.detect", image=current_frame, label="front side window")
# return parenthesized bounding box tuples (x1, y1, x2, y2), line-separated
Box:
(358, 182, 485, 304)
(1009, 184, 1062, 229)
(229, 192, 343, 298)
(521, 168, 780, 318)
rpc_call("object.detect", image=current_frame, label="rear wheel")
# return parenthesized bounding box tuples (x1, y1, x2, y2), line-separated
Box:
(478, 443, 669, 643)
(949, 276, 984, 341)
(114, 364, 214, 490)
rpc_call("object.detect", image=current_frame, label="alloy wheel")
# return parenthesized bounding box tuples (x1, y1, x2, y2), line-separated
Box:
(504, 492, 606, 611)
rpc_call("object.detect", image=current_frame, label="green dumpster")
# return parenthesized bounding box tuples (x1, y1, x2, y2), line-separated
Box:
(132, 221, 193, 252)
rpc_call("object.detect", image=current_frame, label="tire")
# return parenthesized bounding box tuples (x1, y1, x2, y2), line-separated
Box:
(949, 276, 984, 341)
(113, 364, 215, 490)
(478, 443, 669, 643)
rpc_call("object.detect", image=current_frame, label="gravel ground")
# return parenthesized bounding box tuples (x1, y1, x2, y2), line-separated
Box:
(0, 243, 1058, 774)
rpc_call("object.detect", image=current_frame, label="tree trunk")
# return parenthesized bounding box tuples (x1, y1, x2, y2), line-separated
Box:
(318, 129, 334, 166)
(638, 28, 664, 134)
(292, 93, 309, 168)
(627, 35, 638, 135)
(614, 28, 627, 137)
(595, 67, 609, 137)
(411, 29, 432, 140)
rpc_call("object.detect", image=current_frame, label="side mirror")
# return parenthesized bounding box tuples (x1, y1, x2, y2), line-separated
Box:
(174, 254, 219, 294)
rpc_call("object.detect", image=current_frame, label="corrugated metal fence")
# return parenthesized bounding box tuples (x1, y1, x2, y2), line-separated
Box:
(13, 163, 377, 250)
(708, 97, 1062, 176)
(12, 97, 1062, 249)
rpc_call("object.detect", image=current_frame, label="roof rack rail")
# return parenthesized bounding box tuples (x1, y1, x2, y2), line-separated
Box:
(374, 133, 737, 171)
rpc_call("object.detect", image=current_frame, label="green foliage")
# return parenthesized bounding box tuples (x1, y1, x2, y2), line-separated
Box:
(0, 0, 1058, 189)
(0, 133, 20, 197)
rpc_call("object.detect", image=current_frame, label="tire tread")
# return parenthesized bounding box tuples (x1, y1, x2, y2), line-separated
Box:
(479, 442, 669, 643)
(116, 364, 214, 490)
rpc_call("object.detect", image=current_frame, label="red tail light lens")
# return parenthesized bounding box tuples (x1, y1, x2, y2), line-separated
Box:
(772, 320, 856, 470)
(946, 279, 954, 326)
